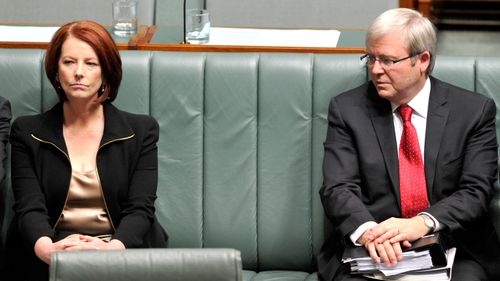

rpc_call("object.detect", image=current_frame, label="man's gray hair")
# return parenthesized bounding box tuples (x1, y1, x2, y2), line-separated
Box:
(366, 8, 437, 75)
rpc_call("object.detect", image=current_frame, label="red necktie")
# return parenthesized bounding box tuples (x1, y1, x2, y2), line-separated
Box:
(398, 105, 428, 218)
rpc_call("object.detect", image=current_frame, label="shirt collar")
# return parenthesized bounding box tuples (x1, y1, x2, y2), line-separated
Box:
(391, 78, 431, 118)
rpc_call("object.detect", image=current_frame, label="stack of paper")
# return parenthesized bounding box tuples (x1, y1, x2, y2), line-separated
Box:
(343, 248, 456, 281)
(0, 25, 59, 42)
(343, 250, 434, 276)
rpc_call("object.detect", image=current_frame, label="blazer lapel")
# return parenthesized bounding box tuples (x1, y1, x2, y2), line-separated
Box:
(367, 84, 401, 203)
(424, 78, 449, 200)
(31, 102, 68, 154)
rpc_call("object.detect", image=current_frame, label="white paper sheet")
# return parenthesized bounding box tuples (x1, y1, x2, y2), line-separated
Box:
(208, 27, 340, 47)
(363, 248, 456, 281)
(0, 25, 60, 42)
(346, 250, 434, 277)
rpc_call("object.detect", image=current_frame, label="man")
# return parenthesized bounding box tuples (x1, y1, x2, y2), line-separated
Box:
(318, 8, 500, 281)
(0, 96, 11, 271)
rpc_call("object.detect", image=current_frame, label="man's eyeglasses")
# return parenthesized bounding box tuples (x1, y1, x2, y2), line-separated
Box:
(360, 53, 418, 68)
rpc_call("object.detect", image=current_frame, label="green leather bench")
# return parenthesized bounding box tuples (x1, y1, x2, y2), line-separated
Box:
(1, 49, 499, 281)
(50, 248, 243, 281)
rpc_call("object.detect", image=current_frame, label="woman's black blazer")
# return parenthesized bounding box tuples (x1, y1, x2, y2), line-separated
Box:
(8, 101, 167, 249)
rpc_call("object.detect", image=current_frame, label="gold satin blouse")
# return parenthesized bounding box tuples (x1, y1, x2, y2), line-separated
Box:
(55, 169, 113, 236)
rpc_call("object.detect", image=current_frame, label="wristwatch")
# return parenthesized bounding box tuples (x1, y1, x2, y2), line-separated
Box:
(419, 213, 436, 233)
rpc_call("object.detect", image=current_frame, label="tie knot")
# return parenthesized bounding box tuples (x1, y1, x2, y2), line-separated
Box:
(398, 105, 413, 122)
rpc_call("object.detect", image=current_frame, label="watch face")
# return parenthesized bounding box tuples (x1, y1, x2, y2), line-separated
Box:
(422, 215, 434, 229)
(425, 218, 433, 227)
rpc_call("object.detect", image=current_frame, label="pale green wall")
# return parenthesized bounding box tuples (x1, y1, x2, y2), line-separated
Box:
(206, 0, 398, 28)
(0, 0, 397, 29)
(0, 0, 155, 25)
(154, 0, 205, 26)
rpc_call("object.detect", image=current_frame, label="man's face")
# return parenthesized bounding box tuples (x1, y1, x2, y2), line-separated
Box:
(366, 31, 429, 105)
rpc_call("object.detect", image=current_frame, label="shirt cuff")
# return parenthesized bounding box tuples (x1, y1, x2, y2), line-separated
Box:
(350, 221, 378, 246)
(418, 211, 441, 232)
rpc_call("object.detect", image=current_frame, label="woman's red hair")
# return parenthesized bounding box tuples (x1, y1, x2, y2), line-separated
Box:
(45, 20, 122, 102)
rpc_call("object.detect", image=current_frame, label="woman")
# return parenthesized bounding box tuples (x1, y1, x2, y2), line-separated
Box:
(6, 21, 167, 280)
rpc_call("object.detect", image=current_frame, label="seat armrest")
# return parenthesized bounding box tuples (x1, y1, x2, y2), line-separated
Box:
(49, 248, 242, 281)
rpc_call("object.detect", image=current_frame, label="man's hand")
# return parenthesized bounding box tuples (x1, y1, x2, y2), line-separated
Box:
(371, 216, 429, 245)
(364, 238, 403, 266)
(357, 226, 405, 266)
(357, 216, 430, 266)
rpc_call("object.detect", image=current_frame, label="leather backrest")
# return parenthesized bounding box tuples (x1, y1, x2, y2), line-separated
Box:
(148, 52, 366, 271)
(0, 49, 498, 272)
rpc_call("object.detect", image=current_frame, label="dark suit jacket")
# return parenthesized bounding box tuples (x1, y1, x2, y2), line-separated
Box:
(318, 77, 500, 281)
(5, 102, 167, 280)
(0, 96, 11, 272)
(0, 97, 11, 186)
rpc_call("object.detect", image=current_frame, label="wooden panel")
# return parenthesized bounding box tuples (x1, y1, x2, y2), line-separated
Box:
(137, 26, 366, 54)
(399, 0, 416, 8)
(419, 0, 433, 17)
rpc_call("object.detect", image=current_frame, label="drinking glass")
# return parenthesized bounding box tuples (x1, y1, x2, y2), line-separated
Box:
(112, 0, 138, 36)
(186, 9, 210, 44)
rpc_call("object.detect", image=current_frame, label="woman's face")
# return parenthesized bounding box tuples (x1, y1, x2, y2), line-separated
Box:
(57, 36, 103, 102)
